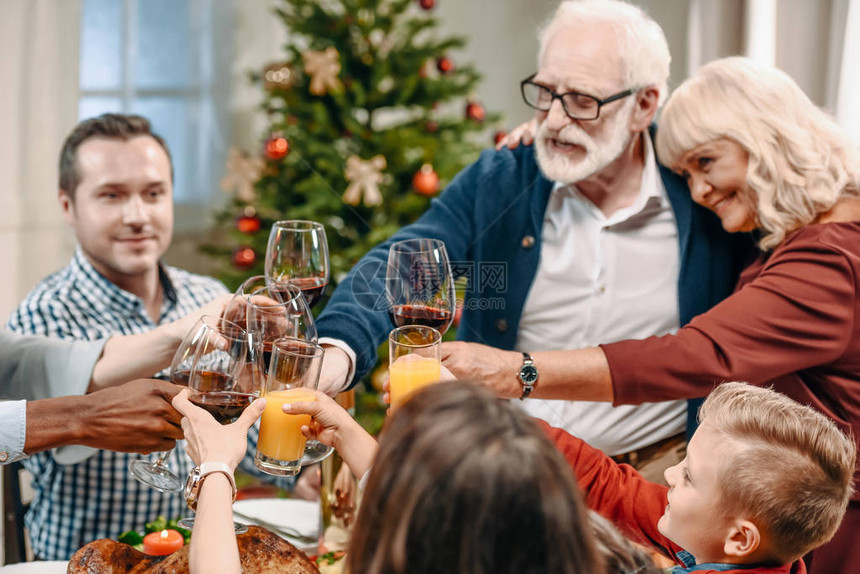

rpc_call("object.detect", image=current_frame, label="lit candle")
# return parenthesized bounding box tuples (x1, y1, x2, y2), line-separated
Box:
(143, 529, 184, 556)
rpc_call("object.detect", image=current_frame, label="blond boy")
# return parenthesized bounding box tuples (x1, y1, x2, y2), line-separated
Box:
(544, 382, 855, 573)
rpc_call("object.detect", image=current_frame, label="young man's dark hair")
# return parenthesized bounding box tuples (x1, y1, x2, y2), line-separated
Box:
(58, 113, 173, 199)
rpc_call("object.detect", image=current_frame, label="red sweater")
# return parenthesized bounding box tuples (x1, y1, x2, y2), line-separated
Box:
(540, 420, 805, 574)
(601, 222, 860, 500)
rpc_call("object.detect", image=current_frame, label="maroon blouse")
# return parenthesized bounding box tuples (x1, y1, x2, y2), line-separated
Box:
(602, 222, 860, 497)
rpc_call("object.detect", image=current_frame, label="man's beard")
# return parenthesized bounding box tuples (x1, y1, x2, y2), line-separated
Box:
(535, 101, 635, 184)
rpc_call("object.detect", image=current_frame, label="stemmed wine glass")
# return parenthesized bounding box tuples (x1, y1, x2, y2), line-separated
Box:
(179, 316, 260, 425)
(246, 283, 319, 356)
(265, 220, 333, 464)
(128, 316, 255, 493)
(223, 275, 271, 329)
(265, 220, 329, 308)
(167, 315, 259, 533)
(386, 238, 456, 336)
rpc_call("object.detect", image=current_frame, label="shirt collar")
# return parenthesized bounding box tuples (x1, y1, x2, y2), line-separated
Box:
(671, 550, 785, 573)
(71, 247, 178, 316)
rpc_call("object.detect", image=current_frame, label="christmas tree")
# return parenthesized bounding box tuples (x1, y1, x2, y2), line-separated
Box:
(207, 0, 499, 290)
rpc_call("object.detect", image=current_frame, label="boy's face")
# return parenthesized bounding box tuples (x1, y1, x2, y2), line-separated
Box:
(658, 421, 740, 562)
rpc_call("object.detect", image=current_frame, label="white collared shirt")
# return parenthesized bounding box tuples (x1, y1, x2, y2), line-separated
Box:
(516, 136, 686, 455)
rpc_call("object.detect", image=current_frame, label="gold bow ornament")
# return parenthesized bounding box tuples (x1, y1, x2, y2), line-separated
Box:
(302, 47, 343, 96)
(343, 155, 387, 207)
(220, 147, 264, 202)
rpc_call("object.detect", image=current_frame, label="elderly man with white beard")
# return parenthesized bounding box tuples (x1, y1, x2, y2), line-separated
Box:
(313, 0, 751, 482)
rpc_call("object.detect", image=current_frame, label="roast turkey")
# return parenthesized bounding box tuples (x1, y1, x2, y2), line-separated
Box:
(67, 525, 320, 573)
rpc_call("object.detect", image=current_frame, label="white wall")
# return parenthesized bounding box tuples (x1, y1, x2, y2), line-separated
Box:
(0, 0, 81, 321)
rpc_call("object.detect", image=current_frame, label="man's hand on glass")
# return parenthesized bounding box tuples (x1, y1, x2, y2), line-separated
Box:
(317, 344, 352, 395)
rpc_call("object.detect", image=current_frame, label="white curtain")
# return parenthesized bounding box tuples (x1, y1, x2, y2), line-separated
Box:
(743, 0, 777, 64)
(0, 0, 81, 321)
(836, 0, 860, 144)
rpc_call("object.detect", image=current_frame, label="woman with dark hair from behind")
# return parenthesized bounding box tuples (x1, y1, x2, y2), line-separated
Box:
(173, 381, 605, 574)
(348, 381, 602, 574)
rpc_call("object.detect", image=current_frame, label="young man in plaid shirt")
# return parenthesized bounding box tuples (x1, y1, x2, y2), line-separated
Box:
(6, 114, 293, 559)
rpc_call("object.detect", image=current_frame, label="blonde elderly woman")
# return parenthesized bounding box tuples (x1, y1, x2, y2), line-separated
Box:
(443, 56, 860, 574)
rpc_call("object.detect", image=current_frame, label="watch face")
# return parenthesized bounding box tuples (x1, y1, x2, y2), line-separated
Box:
(520, 364, 538, 384)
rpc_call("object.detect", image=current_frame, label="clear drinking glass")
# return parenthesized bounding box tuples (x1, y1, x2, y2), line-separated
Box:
(386, 238, 456, 335)
(388, 325, 443, 413)
(255, 338, 325, 476)
(265, 220, 332, 464)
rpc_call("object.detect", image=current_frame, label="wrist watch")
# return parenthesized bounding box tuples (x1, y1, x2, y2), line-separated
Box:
(184, 462, 237, 511)
(517, 352, 538, 400)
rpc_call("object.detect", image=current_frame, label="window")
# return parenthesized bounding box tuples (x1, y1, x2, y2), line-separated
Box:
(78, 0, 230, 224)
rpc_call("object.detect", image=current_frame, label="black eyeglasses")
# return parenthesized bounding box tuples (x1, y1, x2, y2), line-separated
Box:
(520, 74, 635, 121)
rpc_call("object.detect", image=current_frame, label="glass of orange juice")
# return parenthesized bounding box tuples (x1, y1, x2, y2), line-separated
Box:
(388, 325, 442, 412)
(254, 337, 324, 476)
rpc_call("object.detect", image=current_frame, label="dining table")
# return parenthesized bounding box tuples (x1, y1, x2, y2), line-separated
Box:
(0, 498, 320, 571)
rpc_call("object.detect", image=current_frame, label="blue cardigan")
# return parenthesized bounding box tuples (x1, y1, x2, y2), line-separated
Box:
(317, 134, 749, 430)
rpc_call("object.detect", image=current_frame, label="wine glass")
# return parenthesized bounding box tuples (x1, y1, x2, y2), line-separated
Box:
(265, 220, 329, 308)
(167, 315, 257, 533)
(181, 316, 260, 425)
(265, 221, 333, 465)
(386, 238, 456, 335)
(247, 283, 318, 351)
(128, 316, 253, 492)
(127, 415, 185, 492)
(223, 275, 271, 329)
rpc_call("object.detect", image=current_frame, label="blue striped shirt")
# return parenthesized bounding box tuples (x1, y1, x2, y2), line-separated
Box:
(5, 249, 290, 560)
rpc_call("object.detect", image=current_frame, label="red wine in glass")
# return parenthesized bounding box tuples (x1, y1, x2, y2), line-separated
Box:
(269, 279, 326, 310)
(172, 369, 233, 391)
(390, 304, 453, 332)
(265, 220, 330, 310)
(189, 391, 255, 424)
(289, 277, 327, 309)
(261, 341, 275, 376)
(171, 369, 192, 387)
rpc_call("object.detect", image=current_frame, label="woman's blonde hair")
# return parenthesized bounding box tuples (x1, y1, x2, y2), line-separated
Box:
(656, 57, 860, 250)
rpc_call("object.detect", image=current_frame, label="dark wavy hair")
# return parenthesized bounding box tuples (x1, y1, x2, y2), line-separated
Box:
(59, 113, 172, 199)
(347, 381, 604, 574)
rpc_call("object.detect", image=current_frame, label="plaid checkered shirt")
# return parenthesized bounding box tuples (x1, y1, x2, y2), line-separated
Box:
(6, 249, 292, 560)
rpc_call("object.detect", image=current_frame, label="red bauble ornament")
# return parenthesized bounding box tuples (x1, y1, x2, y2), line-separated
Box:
(419, 0, 435, 9)
(493, 130, 508, 145)
(425, 120, 439, 133)
(412, 164, 439, 196)
(236, 207, 261, 234)
(465, 100, 486, 122)
(264, 135, 289, 160)
(232, 246, 257, 270)
(436, 57, 454, 75)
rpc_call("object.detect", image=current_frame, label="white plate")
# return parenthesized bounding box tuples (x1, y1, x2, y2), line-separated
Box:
(233, 498, 319, 546)
(0, 562, 67, 573)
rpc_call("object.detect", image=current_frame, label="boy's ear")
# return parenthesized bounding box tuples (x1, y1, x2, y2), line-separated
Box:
(724, 519, 761, 558)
